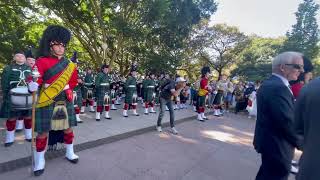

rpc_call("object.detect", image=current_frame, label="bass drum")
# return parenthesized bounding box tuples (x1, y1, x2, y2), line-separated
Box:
(10, 86, 32, 110)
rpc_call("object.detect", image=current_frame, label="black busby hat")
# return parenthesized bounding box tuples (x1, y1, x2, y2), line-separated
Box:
(130, 64, 137, 73)
(13, 49, 24, 56)
(148, 70, 155, 77)
(201, 66, 211, 75)
(25, 49, 34, 59)
(38, 25, 71, 57)
(101, 63, 109, 71)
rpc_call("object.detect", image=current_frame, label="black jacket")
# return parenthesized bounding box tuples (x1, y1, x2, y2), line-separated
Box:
(295, 77, 320, 180)
(253, 75, 300, 167)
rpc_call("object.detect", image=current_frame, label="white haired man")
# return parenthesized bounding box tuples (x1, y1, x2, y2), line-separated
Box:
(253, 52, 304, 180)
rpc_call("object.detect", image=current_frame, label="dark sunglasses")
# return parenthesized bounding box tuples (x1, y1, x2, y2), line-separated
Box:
(285, 64, 304, 70)
(50, 41, 66, 47)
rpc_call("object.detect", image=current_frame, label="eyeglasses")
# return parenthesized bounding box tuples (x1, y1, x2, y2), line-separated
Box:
(50, 41, 66, 47)
(285, 64, 304, 70)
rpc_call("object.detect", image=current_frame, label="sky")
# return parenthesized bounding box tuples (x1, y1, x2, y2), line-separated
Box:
(210, 0, 320, 38)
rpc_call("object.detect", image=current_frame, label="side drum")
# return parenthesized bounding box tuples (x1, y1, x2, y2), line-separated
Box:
(10, 86, 32, 110)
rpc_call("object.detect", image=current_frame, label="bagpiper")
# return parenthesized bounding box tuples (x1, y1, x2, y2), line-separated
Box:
(71, 51, 84, 123)
(95, 64, 112, 121)
(143, 71, 156, 115)
(28, 25, 79, 176)
(81, 68, 95, 113)
(123, 64, 139, 117)
(197, 66, 211, 121)
(213, 74, 228, 116)
(0, 51, 32, 146)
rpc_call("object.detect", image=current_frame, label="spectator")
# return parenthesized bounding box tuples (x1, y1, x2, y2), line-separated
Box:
(290, 56, 314, 99)
(253, 52, 303, 180)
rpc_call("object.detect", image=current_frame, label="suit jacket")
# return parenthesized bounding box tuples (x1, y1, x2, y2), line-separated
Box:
(295, 78, 320, 180)
(253, 75, 299, 168)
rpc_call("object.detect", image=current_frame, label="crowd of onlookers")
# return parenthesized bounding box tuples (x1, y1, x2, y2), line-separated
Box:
(186, 78, 260, 118)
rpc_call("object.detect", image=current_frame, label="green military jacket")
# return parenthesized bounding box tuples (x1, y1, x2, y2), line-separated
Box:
(124, 76, 137, 104)
(0, 63, 32, 118)
(143, 78, 156, 102)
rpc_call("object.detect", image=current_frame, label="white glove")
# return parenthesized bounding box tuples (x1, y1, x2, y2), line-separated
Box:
(28, 82, 39, 92)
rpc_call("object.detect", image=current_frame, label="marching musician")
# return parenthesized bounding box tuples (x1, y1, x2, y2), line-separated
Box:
(95, 64, 112, 121)
(123, 64, 139, 117)
(197, 67, 211, 121)
(0, 51, 32, 146)
(213, 74, 228, 116)
(81, 68, 95, 113)
(16, 49, 36, 132)
(143, 71, 157, 115)
(28, 25, 79, 176)
(71, 51, 84, 123)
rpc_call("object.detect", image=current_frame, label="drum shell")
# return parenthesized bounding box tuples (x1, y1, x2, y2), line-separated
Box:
(9, 87, 32, 110)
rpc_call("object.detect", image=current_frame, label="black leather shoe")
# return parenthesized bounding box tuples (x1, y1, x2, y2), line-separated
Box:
(96, 119, 100, 121)
(4, 142, 14, 147)
(25, 139, 32, 142)
(34, 169, 45, 176)
(66, 157, 79, 164)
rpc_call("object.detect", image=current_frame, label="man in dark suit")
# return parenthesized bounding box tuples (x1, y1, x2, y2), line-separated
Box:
(253, 52, 304, 180)
(294, 77, 320, 180)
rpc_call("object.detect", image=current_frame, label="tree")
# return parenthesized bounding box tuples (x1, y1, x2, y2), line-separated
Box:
(281, 0, 320, 59)
(193, 23, 248, 79)
(231, 36, 285, 81)
(0, 0, 35, 66)
(34, 0, 217, 74)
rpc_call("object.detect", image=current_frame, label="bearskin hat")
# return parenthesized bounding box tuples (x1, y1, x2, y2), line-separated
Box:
(38, 25, 71, 57)
(14, 50, 25, 56)
(25, 47, 35, 59)
(148, 70, 155, 77)
(130, 64, 137, 73)
(201, 66, 211, 76)
(101, 63, 109, 71)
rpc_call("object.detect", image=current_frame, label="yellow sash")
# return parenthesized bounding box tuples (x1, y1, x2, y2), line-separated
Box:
(198, 88, 208, 96)
(36, 62, 76, 108)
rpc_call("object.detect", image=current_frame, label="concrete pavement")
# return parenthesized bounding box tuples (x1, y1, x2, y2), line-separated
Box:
(0, 103, 195, 172)
(0, 112, 298, 180)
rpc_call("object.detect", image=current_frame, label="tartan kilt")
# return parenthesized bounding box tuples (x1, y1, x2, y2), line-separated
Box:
(96, 87, 110, 106)
(213, 91, 224, 105)
(82, 86, 94, 100)
(35, 91, 76, 133)
(144, 90, 155, 102)
(197, 95, 206, 107)
(0, 95, 32, 119)
(74, 88, 82, 107)
(125, 89, 136, 104)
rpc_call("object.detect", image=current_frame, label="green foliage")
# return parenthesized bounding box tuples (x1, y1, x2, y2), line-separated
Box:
(281, 0, 320, 59)
(191, 23, 248, 79)
(231, 36, 285, 81)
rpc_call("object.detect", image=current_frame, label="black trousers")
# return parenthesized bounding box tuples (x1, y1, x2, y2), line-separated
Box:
(256, 153, 290, 180)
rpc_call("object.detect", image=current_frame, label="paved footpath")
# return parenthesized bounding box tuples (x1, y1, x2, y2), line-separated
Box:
(0, 112, 298, 180)
(0, 103, 194, 168)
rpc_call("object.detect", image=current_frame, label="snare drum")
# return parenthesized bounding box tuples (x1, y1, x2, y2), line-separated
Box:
(10, 86, 32, 110)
